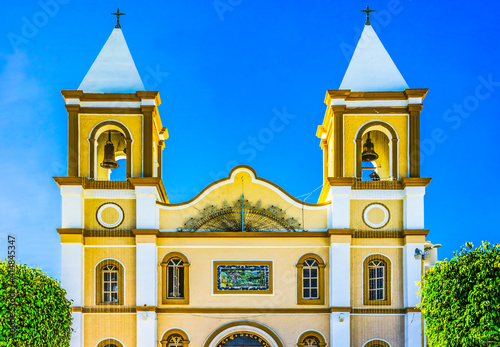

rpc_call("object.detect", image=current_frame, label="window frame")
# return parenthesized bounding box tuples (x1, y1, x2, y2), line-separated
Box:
(160, 329, 190, 347)
(161, 252, 190, 305)
(363, 254, 391, 306)
(96, 259, 124, 305)
(96, 339, 123, 347)
(296, 253, 326, 305)
(364, 340, 390, 347)
(296, 331, 327, 347)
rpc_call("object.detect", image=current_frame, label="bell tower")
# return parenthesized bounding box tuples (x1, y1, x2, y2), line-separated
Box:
(61, 24, 167, 185)
(55, 15, 168, 347)
(318, 9, 432, 347)
(317, 22, 429, 196)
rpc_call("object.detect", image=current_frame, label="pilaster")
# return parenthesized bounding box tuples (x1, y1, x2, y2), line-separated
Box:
(66, 104, 80, 177)
(61, 238, 84, 347)
(329, 233, 351, 347)
(408, 104, 422, 177)
(69, 310, 83, 347)
(402, 178, 431, 229)
(61, 185, 84, 228)
(136, 308, 157, 347)
(134, 228, 158, 346)
(134, 185, 160, 229)
(142, 105, 155, 177)
(332, 106, 346, 178)
(330, 312, 350, 347)
(403, 231, 425, 347)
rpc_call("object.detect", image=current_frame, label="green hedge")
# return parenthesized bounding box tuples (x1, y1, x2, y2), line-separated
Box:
(421, 242, 500, 346)
(0, 260, 72, 347)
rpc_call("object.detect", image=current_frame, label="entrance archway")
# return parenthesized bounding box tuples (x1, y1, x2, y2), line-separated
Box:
(204, 321, 284, 347)
(217, 332, 271, 346)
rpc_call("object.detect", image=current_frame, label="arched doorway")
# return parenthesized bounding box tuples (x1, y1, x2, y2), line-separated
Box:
(204, 321, 284, 347)
(217, 332, 271, 346)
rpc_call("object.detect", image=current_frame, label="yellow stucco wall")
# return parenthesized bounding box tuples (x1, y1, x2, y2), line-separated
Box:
(351, 314, 405, 347)
(159, 171, 328, 231)
(157, 314, 330, 346)
(84, 198, 136, 231)
(84, 246, 136, 307)
(350, 200, 403, 232)
(343, 115, 409, 178)
(84, 314, 136, 347)
(79, 114, 143, 178)
(351, 247, 404, 308)
(157, 236, 330, 308)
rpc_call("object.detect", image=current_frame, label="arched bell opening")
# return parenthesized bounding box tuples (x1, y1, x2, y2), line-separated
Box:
(356, 121, 398, 181)
(89, 121, 133, 180)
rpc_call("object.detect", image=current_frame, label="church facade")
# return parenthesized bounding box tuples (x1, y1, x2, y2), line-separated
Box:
(55, 15, 437, 347)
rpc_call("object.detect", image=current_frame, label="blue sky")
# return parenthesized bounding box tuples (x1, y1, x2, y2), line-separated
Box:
(0, 0, 499, 281)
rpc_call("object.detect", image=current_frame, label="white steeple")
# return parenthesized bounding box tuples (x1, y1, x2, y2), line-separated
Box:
(340, 24, 408, 91)
(78, 27, 145, 93)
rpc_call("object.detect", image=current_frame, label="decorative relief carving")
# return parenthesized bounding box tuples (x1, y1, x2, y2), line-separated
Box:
(181, 195, 300, 232)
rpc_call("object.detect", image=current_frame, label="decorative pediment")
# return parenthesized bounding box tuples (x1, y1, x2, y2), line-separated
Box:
(180, 195, 301, 232)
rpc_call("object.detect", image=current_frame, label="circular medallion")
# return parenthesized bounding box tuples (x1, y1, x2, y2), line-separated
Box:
(97, 203, 124, 229)
(363, 203, 390, 229)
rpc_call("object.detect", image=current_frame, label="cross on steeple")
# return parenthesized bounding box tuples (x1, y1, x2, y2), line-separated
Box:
(361, 5, 375, 26)
(111, 8, 126, 28)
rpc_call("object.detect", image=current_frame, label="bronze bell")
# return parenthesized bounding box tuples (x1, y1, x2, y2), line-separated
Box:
(361, 132, 379, 162)
(100, 131, 119, 169)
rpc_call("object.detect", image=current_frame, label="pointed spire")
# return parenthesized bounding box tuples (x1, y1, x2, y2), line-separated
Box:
(339, 24, 408, 91)
(78, 28, 145, 93)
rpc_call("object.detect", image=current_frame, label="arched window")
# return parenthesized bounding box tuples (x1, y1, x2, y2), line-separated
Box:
(96, 339, 123, 347)
(167, 258, 184, 298)
(296, 254, 326, 305)
(161, 252, 190, 304)
(96, 259, 124, 305)
(303, 259, 319, 300)
(102, 265, 118, 303)
(363, 254, 391, 305)
(167, 334, 184, 347)
(297, 331, 327, 347)
(364, 340, 390, 347)
(304, 337, 319, 346)
(160, 329, 190, 347)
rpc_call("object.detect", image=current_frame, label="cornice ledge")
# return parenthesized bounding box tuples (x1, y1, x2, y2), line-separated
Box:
(61, 90, 84, 101)
(128, 177, 162, 187)
(53, 176, 84, 187)
(135, 305, 157, 312)
(404, 88, 429, 100)
(327, 177, 357, 187)
(401, 177, 432, 188)
(403, 229, 430, 236)
(57, 228, 84, 235)
(330, 306, 352, 313)
(327, 228, 354, 236)
(132, 229, 160, 236)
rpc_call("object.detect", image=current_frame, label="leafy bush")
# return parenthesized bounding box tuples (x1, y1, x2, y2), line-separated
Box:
(421, 242, 500, 346)
(0, 259, 72, 346)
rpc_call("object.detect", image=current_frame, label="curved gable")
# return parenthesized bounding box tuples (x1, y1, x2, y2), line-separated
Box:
(159, 166, 328, 231)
